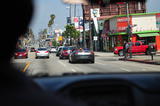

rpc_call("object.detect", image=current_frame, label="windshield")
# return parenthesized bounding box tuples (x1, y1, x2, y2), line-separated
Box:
(12, 0, 160, 77)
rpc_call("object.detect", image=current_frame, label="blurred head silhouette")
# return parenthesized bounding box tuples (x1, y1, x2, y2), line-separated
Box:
(1, 0, 34, 63)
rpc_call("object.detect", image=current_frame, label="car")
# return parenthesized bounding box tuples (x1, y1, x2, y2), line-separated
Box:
(30, 47, 36, 52)
(56, 46, 64, 56)
(35, 48, 49, 59)
(14, 48, 28, 59)
(59, 47, 70, 59)
(49, 47, 57, 53)
(69, 48, 95, 63)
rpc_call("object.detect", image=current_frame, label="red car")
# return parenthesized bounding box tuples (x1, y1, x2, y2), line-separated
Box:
(59, 47, 74, 59)
(14, 49, 28, 59)
(114, 41, 156, 56)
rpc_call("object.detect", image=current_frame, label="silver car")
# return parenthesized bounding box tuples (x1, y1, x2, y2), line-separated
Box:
(35, 48, 49, 59)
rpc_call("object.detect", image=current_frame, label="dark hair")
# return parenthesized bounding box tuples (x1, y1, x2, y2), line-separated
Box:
(1, 0, 34, 62)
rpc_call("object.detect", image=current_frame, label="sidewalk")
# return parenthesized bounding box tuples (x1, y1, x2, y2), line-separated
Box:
(119, 55, 160, 65)
(94, 52, 116, 57)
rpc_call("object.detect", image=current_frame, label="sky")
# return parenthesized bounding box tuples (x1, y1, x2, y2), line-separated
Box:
(30, 0, 160, 37)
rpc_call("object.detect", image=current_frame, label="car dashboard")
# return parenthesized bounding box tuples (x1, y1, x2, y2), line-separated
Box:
(33, 73, 160, 106)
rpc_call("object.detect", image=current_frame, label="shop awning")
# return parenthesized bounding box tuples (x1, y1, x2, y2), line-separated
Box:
(137, 33, 159, 37)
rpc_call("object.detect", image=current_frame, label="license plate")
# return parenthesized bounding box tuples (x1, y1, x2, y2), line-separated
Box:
(80, 56, 88, 59)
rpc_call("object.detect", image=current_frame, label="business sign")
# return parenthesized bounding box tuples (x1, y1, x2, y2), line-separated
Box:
(58, 36, 63, 41)
(94, 36, 98, 41)
(91, 8, 100, 18)
(117, 17, 132, 32)
(156, 13, 160, 29)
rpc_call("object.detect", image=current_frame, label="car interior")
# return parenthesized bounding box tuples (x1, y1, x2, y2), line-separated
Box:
(9, 0, 160, 106)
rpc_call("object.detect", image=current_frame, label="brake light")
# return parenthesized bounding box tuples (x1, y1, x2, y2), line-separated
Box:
(45, 51, 49, 53)
(91, 51, 94, 54)
(36, 51, 40, 53)
(15, 53, 18, 55)
(75, 52, 79, 55)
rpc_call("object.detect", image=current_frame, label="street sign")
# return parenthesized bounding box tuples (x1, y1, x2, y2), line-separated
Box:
(91, 8, 100, 18)
(156, 13, 160, 29)
(94, 36, 98, 41)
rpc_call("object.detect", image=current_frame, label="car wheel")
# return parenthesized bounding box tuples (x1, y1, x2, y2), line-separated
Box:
(35, 56, 38, 59)
(118, 50, 124, 56)
(47, 56, 49, 59)
(145, 49, 150, 55)
(91, 60, 95, 64)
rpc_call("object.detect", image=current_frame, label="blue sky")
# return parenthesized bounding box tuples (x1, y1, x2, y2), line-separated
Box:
(30, 0, 160, 37)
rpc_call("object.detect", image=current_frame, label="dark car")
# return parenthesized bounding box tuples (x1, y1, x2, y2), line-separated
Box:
(69, 48, 95, 63)
(30, 47, 36, 52)
(14, 48, 28, 59)
(56, 46, 64, 56)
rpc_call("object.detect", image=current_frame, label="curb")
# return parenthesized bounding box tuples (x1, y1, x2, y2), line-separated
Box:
(119, 58, 160, 65)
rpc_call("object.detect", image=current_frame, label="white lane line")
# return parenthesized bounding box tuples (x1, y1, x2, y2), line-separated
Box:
(142, 69, 147, 71)
(120, 67, 130, 72)
(71, 69, 76, 72)
(58, 61, 66, 67)
(95, 62, 105, 65)
(74, 66, 80, 71)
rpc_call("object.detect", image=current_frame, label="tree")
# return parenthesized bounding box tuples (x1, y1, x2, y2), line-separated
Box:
(48, 14, 55, 28)
(63, 25, 80, 46)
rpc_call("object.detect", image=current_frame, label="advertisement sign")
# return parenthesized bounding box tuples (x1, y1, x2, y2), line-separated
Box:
(156, 13, 160, 29)
(117, 17, 132, 32)
(58, 36, 63, 41)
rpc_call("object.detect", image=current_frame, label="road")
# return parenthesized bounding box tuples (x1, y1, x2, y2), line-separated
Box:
(12, 52, 160, 77)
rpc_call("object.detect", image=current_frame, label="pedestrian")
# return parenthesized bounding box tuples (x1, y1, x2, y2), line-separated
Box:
(123, 41, 129, 60)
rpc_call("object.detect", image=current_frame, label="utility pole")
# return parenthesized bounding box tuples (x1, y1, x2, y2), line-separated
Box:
(89, 7, 93, 51)
(126, 2, 132, 58)
(82, 5, 86, 48)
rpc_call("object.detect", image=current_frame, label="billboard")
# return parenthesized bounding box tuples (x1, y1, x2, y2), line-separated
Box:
(117, 17, 132, 32)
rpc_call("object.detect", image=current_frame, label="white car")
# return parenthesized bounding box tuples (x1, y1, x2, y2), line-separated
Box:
(35, 48, 49, 59)
(49, 47, 57, 53)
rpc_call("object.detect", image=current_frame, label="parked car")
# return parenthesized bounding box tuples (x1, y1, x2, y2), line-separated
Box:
(30, 47, 36, 52)
(114, 41, 156, 56)
(69, 48, 95, 63)
(35, 48, 49, 59)
(14, 48, 28, 59)
(49, 47, 57, 53)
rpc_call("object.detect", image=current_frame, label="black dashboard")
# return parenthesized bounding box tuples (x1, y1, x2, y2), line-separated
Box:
(33, 73, 160, 106)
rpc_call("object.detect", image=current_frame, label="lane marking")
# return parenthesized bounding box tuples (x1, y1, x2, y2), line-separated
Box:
(22, 62, 31, 72)
(142, 69, 147, 71)
(95, 62, 105, 65)
(120, 67, 130, 72)
(71, 69, 76, 72)
(58, 61, 66, 67)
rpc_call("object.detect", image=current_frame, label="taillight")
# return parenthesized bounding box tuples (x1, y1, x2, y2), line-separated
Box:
(75, 52, 78, 55)
(91, 51, 94, 54)
(36, 51, 40, 53)
(45, 51, 49, 53)
(15, 53, 18, 55)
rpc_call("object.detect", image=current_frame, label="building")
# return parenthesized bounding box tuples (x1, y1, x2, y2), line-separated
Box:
(82, 0, 146, 50)
(83, 0, 146, 21)
(101, 12, 160, 52)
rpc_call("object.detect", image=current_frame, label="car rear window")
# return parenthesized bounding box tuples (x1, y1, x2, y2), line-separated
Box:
(16, 49, 26, 52)
(38, 48, 47, 51)
(63, 47, 69, 50)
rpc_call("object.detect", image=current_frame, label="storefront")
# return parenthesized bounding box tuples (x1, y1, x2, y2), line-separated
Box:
(101, 13, 160, 52)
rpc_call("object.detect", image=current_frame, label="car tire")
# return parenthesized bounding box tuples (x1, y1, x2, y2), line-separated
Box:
(118, 50, 124, 56)
(35, 56, 38, 59)
(47, 56, 49, 59)
(91, 60, 95, 64)
(145, 49, 150, 55)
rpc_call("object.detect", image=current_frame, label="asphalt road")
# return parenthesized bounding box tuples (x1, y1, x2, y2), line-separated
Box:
(12, 52, 160, 77)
